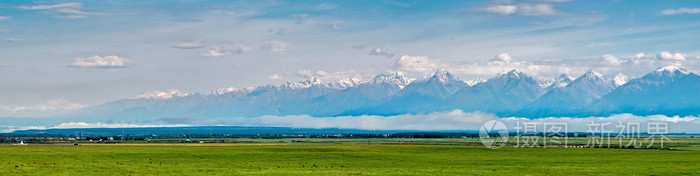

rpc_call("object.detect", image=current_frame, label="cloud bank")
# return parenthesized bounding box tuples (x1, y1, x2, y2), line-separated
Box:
(17, 3, 83, 10)
(0, 99, 84, 112)
(172, 42, 206, 49)
(17, 2, 104, 19)
(378, 51, 699, 82)
(475, 4, 563, 16)
(190, 111, 699, 133)
(657, 51, 686, 61)
(1, 123, 189, 133)
(5, 111, 699, 133)
(660, 8, 700, 15)
(201, 47, 231, 57)
(69, 55, 133, 68)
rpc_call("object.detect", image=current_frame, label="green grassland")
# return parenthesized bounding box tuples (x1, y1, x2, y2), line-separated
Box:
(1, 138, 699, 175)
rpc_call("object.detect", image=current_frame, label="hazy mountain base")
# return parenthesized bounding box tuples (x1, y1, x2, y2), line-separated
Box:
(3, 111, 700, 133)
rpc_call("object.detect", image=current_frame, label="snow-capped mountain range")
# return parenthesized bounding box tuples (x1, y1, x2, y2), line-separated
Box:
(69, 65, 700, 122)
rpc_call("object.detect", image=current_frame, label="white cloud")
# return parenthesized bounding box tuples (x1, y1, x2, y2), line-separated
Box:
(172, 42, 206, 49)
(17, 2, 83, 10)
(260, 41, 288, 52)
(4, 111, 700, 133)
(296, 69, 315, 78)
(268, 74, 283, 80)
(369, 48, 395, 58)
(391, 55, 443, 74)
(476, 4, 562, 16)
(632, 52, 645, 59)
(287, 69, 374, 83)
(201, 47, 231, 57)
(132, 90, 188, 100)
(1, 98, 84, 112)
(480, 5, 518, 15)
(493, 53, 513, 63)
(143, 110, 700, 133)
(660, 8, 700, 15)
(53, 122, 189, 129)
(602, 54, 623, 65)
(54, 8, 104, 16)
(200, 45, 250, 57)
(0, 16, 10, 21)
(386, 52, 700, 82)
(392, 55, 540, 78)
(518, 4, 559, 16)
(586, 42, 612, 48)
(1, 123, 190, 133)
(657, 51, 685, 61)
(17, 2, 104, 19)
(69, 55, 133, 68)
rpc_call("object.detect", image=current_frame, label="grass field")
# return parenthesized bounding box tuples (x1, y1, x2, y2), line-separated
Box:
(1, 141, 699, 175)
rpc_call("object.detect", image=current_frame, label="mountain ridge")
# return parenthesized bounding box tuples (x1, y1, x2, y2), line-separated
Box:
(68, 66, 700, 121)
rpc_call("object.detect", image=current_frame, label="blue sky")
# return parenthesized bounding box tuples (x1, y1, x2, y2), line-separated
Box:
(1, 0, 700, 113)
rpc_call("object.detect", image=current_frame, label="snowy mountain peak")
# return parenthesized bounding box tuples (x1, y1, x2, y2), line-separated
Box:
(613, 73, 629, 87)
(203, 86, 240, 95)
(328, 78, 361, 89)
(548, 74, 575, 88)
(204, 86, 256, 95)
(374, 72, 405, 80)
(429, 70, 460, 83)
(132, 90, 188, 100)
(485, 70, 533, 86)
(655, 65, 689, 75)
(372, 72, 413, 88)
(566, 70, 615, 92)
(466, 78, 486, 86)
(496, 69, 528, 80)
(476, 70, 544, 92)
(283, 77, 324, 89)
(581, 69, 604, 79)
(396, 70, 466, 99)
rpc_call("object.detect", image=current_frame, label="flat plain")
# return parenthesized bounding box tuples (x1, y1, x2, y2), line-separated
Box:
(1, 138, 699, 175)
